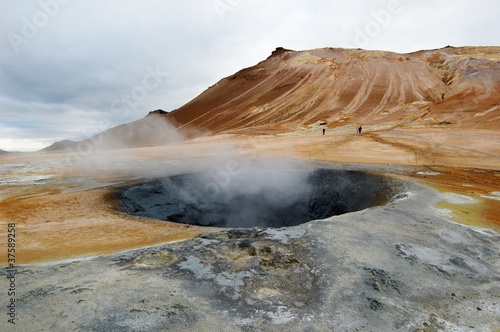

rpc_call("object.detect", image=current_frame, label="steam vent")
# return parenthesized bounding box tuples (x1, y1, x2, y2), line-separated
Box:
(119, 164, 399, 228)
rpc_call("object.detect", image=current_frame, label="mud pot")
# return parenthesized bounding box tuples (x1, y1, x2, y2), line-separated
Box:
(119, 164, 401, 228)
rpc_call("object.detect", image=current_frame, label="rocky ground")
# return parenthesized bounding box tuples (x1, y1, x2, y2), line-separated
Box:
(1, 171, 499, 331)
(1, 45, 499, 331)
(1, 127, 499, 331)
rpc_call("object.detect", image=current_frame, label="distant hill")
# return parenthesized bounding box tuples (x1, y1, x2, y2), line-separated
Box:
(41, 140, 80, 153)
(147, 109, 168, 116)
(40, 112, 186, 152)
(0, 148, 7, 154)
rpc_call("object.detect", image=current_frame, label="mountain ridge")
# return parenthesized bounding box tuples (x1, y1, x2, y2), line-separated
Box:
(40, 45, 500, 151)
(164, 45, 500, 134)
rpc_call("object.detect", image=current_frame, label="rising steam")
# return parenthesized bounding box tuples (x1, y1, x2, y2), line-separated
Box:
(119, 159, 398, 228)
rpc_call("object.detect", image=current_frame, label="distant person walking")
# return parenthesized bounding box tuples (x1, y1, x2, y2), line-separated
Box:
(357, 126, 362, 134)
(322, 128, 326, 135)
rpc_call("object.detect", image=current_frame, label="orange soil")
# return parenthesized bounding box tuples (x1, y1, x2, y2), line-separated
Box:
(0, 186, 204, 265)
(1, 125, 499, 265)
(1, 46, 499, 265)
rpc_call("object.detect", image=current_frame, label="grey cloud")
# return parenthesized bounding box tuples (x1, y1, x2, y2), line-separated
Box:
(0, 0, 498, 151)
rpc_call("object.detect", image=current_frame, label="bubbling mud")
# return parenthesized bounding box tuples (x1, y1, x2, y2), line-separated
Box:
(119, 164, 399, 228)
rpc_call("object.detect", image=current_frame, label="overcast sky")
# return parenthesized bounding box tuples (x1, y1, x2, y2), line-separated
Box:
(1, 0, 498, 151)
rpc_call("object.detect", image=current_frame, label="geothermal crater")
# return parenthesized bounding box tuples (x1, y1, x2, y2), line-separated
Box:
(120, 165, 399, 228)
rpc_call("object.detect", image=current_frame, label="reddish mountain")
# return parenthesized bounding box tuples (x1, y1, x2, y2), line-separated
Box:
(41, 46, 500, 151)
(165, 46, 500, 134)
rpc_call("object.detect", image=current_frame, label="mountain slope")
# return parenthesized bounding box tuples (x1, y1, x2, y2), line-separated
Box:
(42, 140, 80, 153)
(40, 46, 500, 151)
(165, 46, 500, 134)
(41, 112, 185, 152)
